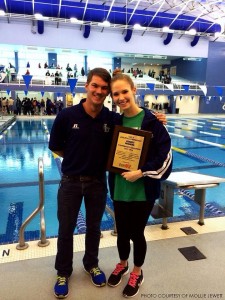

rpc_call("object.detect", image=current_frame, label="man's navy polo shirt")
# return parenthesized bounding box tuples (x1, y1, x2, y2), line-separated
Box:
(49, 99, 117, 177)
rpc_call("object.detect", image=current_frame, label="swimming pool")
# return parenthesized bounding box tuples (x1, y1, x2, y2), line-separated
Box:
(0, 116, 225, 245)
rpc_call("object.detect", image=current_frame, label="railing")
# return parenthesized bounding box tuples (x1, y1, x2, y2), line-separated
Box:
(105, 204, 117, 236)
(1, 72, 205, 92)
(16, 157, 50, 250)
(6, 74, 87, 87)
(0, 115, 16, 134)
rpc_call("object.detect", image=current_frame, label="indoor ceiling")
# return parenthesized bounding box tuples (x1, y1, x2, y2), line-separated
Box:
(1, 1, 225, 66)
(1, 0, 225, 36)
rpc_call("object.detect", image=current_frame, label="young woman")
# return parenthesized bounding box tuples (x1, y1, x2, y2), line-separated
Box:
(107, 73, 172, 298)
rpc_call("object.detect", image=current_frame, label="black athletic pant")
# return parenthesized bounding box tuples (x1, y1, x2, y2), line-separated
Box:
(113, 200, 154, 267)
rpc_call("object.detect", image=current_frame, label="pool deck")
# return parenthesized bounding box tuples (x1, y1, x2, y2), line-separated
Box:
(0, 217, 225, 300)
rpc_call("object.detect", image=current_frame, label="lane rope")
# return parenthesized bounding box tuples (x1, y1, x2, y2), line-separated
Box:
(178, 189, 225, 216)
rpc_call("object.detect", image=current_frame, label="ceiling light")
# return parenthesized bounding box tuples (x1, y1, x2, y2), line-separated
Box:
(214, 32, 221, 38)
(70, 17, 83, 24)
(34, 13, 49, 20)
(0, 10, 5, 16)
(162, 26, 174, 33)
(133, 24, 145, 30)
(70, 17, 77, 23)
(185, 28, 197, 35)
(162, 26, 169, 32)
(98, 20, 110, 27)
(34, 13, 43, 19)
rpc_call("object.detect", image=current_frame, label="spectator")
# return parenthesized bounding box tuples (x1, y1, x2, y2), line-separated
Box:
(81, 67, 85, 76)
(40, 98, 45, 115)
(8, 96, 14, 114)
(74, 64, 78, 78)
(66, 64, 72, 71)
(16, 97, 22, 115)
(55, 71, 60, 85)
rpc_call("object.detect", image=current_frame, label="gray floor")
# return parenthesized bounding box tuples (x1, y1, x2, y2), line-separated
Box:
(1, 231, 225, 300)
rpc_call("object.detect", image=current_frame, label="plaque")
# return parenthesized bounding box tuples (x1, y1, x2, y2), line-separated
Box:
(107, 125, 153, 174)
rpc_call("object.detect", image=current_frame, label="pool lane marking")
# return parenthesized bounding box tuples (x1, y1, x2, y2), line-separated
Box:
(212, 123, 225, 127)
(194, 138, 225, 148)
(171, 146, 186, 154)
(167, 121, 225, 133)
(169, 133, 185, 138)
(168, 119, 206, 125)
(169, 132, 225, 148)
(210, 127, 221, 131)
(199, 131, 221, 137)
(171, 146, 225, 167)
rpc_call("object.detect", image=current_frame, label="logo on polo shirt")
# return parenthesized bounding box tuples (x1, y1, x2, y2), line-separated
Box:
(72, 124, 79, 129)
(103, 124, 110, 132)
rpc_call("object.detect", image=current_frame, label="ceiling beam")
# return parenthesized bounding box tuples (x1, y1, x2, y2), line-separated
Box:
(167, 0, 192, 28)
(57, 0, 63, 28)
(4, 0, 10, 23)
(127, 0, 142, 24)
(142, 0, 166, 36)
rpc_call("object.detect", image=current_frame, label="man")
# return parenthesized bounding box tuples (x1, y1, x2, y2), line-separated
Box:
(49, 68, 166, 299)
(55, 70, 60, 85)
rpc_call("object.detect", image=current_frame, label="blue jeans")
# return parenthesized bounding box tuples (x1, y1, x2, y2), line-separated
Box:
(55, 175, 107, 277)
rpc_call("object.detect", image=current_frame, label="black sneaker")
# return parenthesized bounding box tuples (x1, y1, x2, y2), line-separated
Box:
(123, 270, 144, 298)
(54, 276, 69, 299)
(108, 263, 129, 287)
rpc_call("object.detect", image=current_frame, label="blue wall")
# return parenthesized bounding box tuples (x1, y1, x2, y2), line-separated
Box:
(199, 42, 225, 114)
(171, 58, 207, 83)
(199, 96, 225, 113)
(206, 42, 225, 86)
(113, 57, 121, 70)
(48, 53, 57, 68)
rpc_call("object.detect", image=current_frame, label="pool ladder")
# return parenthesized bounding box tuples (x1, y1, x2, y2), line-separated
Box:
(16, 157, 117, 250)
(16, 157, 50, 250)
(105, 204, 117, 236)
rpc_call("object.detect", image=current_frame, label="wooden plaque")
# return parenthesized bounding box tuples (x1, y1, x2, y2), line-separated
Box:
(107, 125, 153, 174)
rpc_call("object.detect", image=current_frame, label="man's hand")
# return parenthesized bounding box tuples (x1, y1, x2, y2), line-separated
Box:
(154, 111, 167, 125)
(121, 169, 143, 182)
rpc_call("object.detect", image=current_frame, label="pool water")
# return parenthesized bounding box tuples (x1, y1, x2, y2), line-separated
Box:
(0, 116, 225, 244)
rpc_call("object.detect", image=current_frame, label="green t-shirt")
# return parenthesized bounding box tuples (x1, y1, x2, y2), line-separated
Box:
(114, 109, 146, 202)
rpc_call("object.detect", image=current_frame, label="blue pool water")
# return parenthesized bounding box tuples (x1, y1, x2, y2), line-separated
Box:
(0, 116, 225, 245)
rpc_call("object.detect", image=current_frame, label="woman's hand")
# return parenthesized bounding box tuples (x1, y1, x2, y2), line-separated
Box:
(121, 169, 143, 182)
(154, 111, 167, 125)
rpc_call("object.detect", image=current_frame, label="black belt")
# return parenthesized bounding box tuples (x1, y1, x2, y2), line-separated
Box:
(62, 174, 97, 182)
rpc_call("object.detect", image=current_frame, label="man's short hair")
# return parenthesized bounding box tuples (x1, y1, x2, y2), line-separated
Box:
(86, 68, 111, 86)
